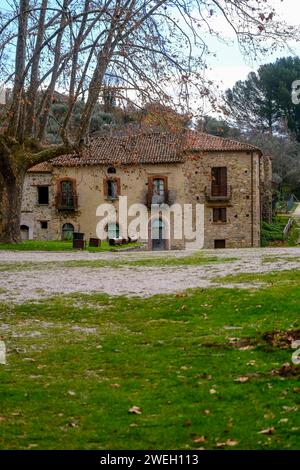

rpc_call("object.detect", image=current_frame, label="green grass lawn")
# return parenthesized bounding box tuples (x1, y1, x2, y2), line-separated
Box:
(0, 240, 141, 252)
(0, 272, 299, 450)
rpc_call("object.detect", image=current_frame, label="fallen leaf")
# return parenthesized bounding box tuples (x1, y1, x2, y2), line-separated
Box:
(235, 376, 249, 383)
(258, 427, 275, 435)
(216, 439, 238, 448)
(110, 383, 121, 388)
(68, 390, 76, 396)
(193, 436, 206, 443)
(202, 409, 210, 415)
(128, 406, 142, 415)
(216, 442, 226, 448)
(68, 422, 77, 428)
(226, 439, 238, 447)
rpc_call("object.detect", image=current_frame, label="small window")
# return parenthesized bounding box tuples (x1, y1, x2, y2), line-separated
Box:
(213, 207, 227, 223)
(149, 177, 167, 205)
(37, 186, 49, 205)
(214, 239, 226, 249)
(153, 179, 165, 196)
(40, 221, 48, 229)
(104, 178, 120, 199)
(107, 167, 116, 174)
(108, 180, 117, 199)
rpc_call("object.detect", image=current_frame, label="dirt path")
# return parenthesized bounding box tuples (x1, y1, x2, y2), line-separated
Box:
(0, 247, 300, 303)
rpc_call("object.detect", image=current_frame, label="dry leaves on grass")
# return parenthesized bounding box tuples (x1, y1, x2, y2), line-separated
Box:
(258, 427, 275, 435)
(234, 376, 249, 383)
(216, 439, 238, 448)
(193, 436, 206, 443)
(128, 406, 142, 415)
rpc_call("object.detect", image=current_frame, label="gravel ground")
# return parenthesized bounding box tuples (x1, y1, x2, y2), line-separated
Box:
(0, 247, 300, 303)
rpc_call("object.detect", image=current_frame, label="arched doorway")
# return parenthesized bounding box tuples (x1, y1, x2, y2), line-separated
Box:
(150, 218, 168, 251)
(20, 225, 29, 241)
(62, 223, 74, 241)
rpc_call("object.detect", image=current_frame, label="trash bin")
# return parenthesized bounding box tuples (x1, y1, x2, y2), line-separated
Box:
(89, 238, 101, 248)
(73, 232, 85, 249)
(73, 232, 84, 240)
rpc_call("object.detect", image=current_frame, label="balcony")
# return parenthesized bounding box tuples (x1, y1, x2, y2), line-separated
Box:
(147, 190, 169, 208)
(205, 185, 232, 202)
(56, 193, 78, 211)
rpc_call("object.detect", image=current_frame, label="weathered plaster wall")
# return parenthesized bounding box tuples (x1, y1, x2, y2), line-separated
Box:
(52, 163, 185, 249)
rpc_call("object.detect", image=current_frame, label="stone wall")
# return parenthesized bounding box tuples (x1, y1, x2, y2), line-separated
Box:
(22, 150, 264, 249)
(21, 172, 54, 240)
(183, 151, 261, 249)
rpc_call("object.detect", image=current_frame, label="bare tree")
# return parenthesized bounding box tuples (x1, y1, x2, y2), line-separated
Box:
(0, 0, 298, 242)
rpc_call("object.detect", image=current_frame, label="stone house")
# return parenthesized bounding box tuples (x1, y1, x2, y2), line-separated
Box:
(21, 130, 271, 250)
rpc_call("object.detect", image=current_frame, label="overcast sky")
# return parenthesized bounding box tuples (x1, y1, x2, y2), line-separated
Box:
(204, 0, 300, 90)
(0, 0, 299, 103)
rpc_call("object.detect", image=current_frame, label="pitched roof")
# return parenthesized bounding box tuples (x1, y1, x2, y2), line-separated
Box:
(27, 161, 53, 173)
(28, 130, 261, 172)
(183, 130, 260, 153)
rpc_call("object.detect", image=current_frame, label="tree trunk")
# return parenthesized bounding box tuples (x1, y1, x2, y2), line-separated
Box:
(0, 170, 25, 243)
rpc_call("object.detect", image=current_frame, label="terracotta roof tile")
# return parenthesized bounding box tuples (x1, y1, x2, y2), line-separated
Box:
(183, 130, 260, 153)
(28, 130, 261, 172)
(27, 161, 53, 172)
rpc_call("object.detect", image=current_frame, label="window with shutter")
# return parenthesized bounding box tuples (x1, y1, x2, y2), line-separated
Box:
(61, 181, 74, 208)
(211, 167, 227, 196)
(148, 176, 168, 206)
(213, 207, 227, 223)
(56, 179, 77, 210)
(104, 178, 120, 199)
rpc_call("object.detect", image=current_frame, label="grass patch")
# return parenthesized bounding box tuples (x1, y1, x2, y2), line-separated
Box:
(213, 269, 300, 287)
(0, 281, 299, 450)
(0, 240, 142, 252)
(124, 253, 237, 267)
(0, 253, 236, 272)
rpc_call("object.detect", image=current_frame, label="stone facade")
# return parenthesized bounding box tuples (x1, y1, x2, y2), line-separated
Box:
(21, 131, 269, 250)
